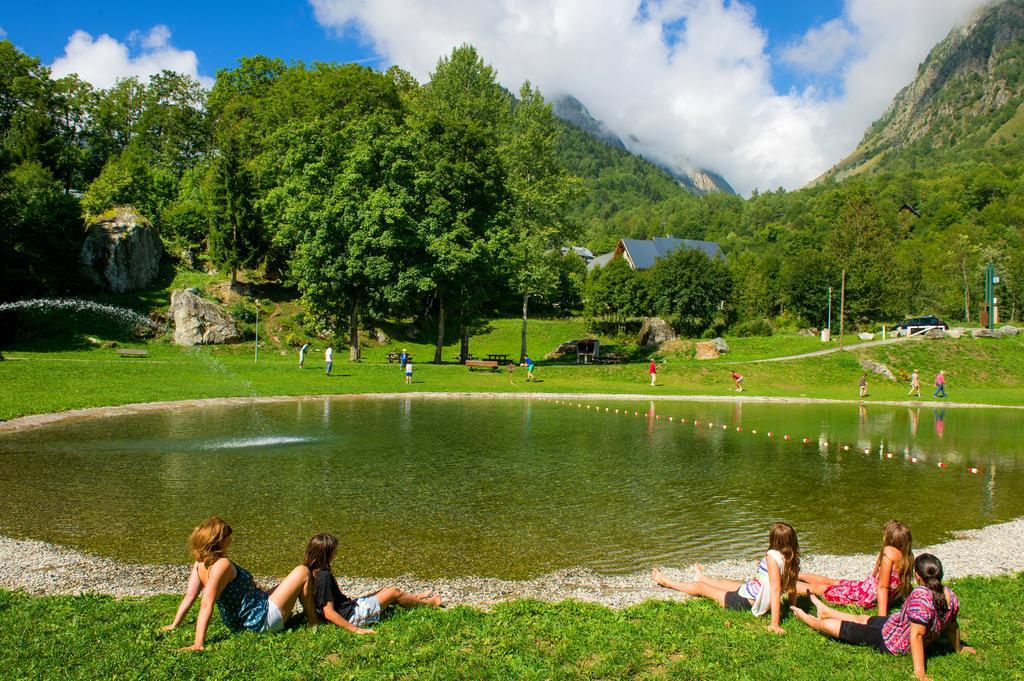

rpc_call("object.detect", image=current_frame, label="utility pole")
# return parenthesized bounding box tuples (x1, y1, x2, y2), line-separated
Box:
(839, 270, 846, 348)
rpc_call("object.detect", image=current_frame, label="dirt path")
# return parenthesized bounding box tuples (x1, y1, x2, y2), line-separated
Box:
(725, 334, 921, 364)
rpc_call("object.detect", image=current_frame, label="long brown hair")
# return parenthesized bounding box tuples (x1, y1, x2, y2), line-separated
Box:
(768, 522, 800, 594)
(303, 533, 338, 577)
(874, 519, 914, 600)
(915, 553, 948, 615)
(188, 516, 232, 566)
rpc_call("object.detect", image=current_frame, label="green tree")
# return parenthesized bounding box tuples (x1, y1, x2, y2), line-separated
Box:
(584, 256, 649, 325)
(648, 247, 732, 336)
(501, 82, 582, 360)
(409, 45, 510, 363)
(270, 72, 413, 360)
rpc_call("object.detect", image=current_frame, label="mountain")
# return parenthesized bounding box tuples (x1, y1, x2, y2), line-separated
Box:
(550, 94, 735, 195)
(817, 0, 1024, 183)
(551, 94, 627, 150)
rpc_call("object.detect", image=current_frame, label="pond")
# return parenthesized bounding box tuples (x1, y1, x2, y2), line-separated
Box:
(0, 397, 1021, 579)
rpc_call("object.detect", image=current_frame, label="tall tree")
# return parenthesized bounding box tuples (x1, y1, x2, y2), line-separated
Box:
(409, 45, 510, 363)
(501, 82, 582, 360)
(270, 67, 413, 361)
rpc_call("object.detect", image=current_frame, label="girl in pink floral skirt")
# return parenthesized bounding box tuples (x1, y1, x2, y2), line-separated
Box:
(798, 520, 914, 616)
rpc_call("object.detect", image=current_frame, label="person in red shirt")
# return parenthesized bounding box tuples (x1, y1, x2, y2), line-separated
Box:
(731, 371, 744, 392)
(649, 359, 657, 386)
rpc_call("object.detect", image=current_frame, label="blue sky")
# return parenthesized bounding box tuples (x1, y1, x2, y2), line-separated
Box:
(4, 0, 844, 91)
(0, 0, 985, 192)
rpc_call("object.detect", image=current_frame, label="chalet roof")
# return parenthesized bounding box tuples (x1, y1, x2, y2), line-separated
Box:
(561, 246, 595, 261)
(618, 237, 723, 270)
(587, 252, 614, 270)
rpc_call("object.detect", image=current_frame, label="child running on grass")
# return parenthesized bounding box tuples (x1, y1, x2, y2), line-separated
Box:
(163, 517, 318, 650)
(652, 522, 800, 635)
(792, 554, 974, 681)
(303, 533, 442, 634)
(798, 520, 914, 616)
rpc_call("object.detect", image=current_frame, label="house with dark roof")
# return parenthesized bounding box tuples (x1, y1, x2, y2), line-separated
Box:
(588, 236, 723, 271)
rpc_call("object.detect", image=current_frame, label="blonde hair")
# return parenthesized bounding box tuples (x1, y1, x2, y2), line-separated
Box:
(875, 519, 914, 600)
(188, 516, 233, 566)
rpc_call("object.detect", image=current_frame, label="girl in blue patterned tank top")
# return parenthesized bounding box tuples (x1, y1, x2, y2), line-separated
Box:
(162, 517, 320, 651)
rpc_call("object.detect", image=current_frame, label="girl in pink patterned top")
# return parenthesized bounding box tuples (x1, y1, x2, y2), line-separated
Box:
(792, 554, 974, 681)
(798, 520, 914, 615)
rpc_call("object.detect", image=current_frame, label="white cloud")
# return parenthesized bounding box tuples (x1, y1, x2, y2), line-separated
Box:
(310, 0, 990, 194)
(780, 18, 856, 75)
(0, 25, 7, 39)
(50, 25, 213, 89)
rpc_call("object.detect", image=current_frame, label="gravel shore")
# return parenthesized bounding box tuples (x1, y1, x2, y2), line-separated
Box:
(3, 518, 1022, 608)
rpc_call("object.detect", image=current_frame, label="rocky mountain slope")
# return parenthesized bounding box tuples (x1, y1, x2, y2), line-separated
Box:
(817, 0, 1024, 183)
(551, 94, 735, 195)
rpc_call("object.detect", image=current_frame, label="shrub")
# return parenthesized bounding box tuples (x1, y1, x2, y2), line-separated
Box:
(730, 318, 774, 337)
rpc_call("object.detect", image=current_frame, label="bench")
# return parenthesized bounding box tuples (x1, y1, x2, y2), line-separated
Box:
(116, 349, 149, 358)
(387, 352, 412, 364)
(465, 360, 498, 372)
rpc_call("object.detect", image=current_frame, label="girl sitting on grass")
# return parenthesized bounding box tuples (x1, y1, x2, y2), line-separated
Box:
(653, 522, 800, 635)
(792, 553, 974, 681)
(798, 519, 914, 615)
(163, 517, 319, 650)
(303, 533, 442, 634)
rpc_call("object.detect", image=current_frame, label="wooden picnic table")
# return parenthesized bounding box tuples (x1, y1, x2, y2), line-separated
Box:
(387, 352, 412, 364)
(485, 353, 513, 366)
(466, 359, 499, 372)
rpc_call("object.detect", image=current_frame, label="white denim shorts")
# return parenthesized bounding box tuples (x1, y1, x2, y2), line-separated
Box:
(259, 599, 285, 633)
(347, 595, 382, 627)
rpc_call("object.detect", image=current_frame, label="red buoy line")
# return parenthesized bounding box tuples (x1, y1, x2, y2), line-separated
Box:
(543, 398, 982, 475)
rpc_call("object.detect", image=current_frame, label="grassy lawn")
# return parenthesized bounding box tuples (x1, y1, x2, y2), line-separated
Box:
(2, 322, 1023, 421)
(2, 574, 1021, 680)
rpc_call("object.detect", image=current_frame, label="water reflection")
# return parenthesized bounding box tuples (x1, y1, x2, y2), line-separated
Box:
(0, 399, 1022, 579)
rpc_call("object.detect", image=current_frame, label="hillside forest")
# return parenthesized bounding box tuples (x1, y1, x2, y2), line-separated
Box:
(2, 30, 1024, 358)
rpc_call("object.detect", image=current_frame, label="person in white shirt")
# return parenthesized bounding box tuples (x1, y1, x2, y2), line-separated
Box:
(325, 346, 333, 376)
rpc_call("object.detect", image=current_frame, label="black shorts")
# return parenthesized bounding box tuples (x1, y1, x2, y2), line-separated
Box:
(723, 589, 753, 612)
(838, 616, 891, 654)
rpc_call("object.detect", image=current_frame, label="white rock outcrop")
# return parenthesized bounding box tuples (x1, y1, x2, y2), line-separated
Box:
(168, 288, 242, 346)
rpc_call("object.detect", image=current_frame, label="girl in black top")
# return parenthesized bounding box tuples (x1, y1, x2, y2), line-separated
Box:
(303, 533, 443, 634)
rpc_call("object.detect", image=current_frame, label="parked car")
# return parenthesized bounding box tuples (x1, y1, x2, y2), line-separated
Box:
(894, 315, 949, 336)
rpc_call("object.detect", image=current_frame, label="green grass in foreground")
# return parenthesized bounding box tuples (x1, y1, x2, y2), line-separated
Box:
(2, 574, 1021, 680)
(1, 329, 1023, 421)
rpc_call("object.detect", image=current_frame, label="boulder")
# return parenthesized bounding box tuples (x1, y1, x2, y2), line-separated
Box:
(797, 327, 818, 337)
(971, 328, 999, 339)
(639, 317, 677, 347)
(923, 328, 945, 339)
(947, 327, 966, 339)
(858, 358, 895, 381)
(168, 288, 242, 346)
(546, 340, 581, 360)
(858, 332, 875, 341)
(80, 207, 163, 293)
(370, 328, 390, 344)
(695, 341, 720, 360)
(712, 337, 729, 353)
(997, 325, 1020, 337)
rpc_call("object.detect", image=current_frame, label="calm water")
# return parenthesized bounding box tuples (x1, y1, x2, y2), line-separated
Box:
(0, 398, 1021, 579)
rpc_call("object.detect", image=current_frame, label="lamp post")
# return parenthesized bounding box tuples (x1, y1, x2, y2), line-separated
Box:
(254, 299, 259, 364)
(827, 286, 832, 341)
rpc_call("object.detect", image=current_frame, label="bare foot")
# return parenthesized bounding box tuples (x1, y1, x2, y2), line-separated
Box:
(809, 594, 838, 619)
(652, 568, 671, 588)
(790, 606, 813, 624)
(424, 594, 443, 607)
